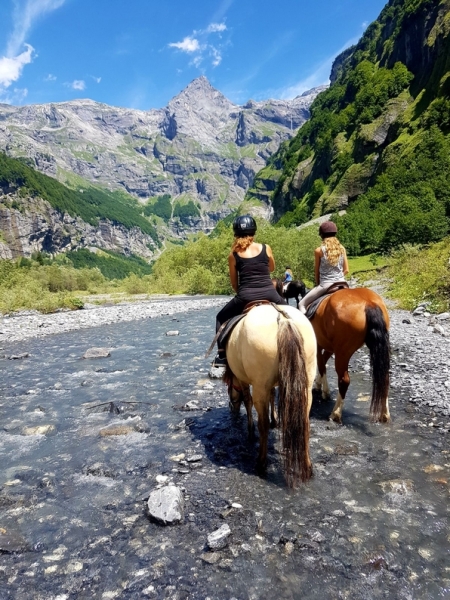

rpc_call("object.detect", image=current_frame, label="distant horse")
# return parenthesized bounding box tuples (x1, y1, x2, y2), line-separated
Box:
(310, 288, 390, 424)
(272, 278, 307, 309)
(223, 304, 317, 487)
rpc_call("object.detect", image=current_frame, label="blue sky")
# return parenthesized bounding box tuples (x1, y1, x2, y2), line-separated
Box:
(0, 0, 387, 109)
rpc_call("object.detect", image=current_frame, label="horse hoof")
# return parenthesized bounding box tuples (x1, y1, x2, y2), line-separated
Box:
(380, 414, 391, 423)
(329, 413, 342, 425)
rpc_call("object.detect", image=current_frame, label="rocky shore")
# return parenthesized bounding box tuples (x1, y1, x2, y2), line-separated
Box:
(0, 295, 228, 344)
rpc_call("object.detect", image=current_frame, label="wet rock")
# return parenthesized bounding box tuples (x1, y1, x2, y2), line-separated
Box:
(433, 324, 445, 336)
(187, 455, 202, 463)
(207, 524, 232, 550)
(334, 442, 359, 456)
(83, 347, 111, 359)
(83, 463, 115, 478)
(436, 312, 450, 321)
(99, 424, 135, 436)
(22, 424, 55, 436)
(147, 485, 184, 525)
(0, 527, 29, 553)
(8, 353, 29, 360)
(378, 479, 414, 494)
(169, 453, 185, 461)
(165, 330, 179, 336)
(402, 318, 411, 324)
(201, 552, 221, 564)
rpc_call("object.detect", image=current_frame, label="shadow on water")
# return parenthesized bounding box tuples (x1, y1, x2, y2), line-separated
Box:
(0, 306, 449, 599)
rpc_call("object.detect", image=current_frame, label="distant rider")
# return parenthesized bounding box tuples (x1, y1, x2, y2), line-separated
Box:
(282, 266, 293, 293)
(212, 215, 286, 367)
(299, 221, 349, 315)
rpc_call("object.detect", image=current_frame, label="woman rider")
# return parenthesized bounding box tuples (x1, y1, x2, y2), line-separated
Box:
(299, 221, 349, 315)
(212, 215, 286, 367)
(283, 267, 293, 283)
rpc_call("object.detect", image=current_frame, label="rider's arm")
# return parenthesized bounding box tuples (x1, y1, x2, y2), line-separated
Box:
(342, 248, 350, 276)
(228, 253, 238, 292)
(314, 247, 322, 285)
(266, 245, 275, 272)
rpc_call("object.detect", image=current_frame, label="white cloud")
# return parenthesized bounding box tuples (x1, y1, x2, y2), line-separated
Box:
(206, 23, 227, 33)
(91, 76, 101, 84)
(68, 79, 85, 91)
(169, 36, 200, 53)
(211, 47, 222, 67)
(168, 21, 228, 69)
(0, 86, 28, 105)
(8, 0, 67, 57)
(0, 44, 34, 88)
(44, 73, 56, 81)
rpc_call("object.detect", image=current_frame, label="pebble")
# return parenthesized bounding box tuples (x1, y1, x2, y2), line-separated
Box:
(207, 524, 232, 550)
(166, 330, 179, 336)
(83, 347, 111, 359)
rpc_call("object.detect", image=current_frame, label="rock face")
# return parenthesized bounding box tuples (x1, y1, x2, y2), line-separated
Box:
(0, 77, 324, 238)
(0, 193, 156, 259)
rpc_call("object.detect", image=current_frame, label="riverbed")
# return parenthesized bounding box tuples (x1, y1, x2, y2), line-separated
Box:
(0, 299, 449, 599)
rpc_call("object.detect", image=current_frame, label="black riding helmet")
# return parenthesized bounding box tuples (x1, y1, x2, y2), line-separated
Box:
(232, 214, 257, 237)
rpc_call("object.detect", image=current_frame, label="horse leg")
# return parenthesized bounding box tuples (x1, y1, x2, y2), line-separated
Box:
(242, 385, 255, 440)
(252, 385, 270, 475)
(330, 354, 351, 424)
(314, 348, 332, 400)
(270, 388, 278, 428)
(295, 294, 299, 309)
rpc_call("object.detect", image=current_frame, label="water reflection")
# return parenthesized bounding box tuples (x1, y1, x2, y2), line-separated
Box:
(0, 307, 448, 599)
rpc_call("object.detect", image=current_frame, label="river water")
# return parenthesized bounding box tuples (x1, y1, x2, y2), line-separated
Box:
(0, 305, 448, 599)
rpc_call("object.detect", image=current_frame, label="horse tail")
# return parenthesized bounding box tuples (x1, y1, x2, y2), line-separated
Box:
(277, 319, 311, 487)
(365, 305, 390, 421)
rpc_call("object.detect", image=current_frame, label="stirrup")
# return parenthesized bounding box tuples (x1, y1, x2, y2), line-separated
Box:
(212, 354, 227, 368)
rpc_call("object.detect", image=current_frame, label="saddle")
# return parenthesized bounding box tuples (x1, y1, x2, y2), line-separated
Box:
(205, 300, 287, 358)
(305, 281, 349, 320)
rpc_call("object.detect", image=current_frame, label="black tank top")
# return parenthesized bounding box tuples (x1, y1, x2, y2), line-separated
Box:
(233, 244, 279, 303)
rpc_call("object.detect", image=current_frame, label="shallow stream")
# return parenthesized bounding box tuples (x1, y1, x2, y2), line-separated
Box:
(0, 306, 448, 599)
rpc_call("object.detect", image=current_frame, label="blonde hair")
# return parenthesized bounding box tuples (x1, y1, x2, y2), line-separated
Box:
(323, 236, 345, 266)
(232, 235, 254, 253)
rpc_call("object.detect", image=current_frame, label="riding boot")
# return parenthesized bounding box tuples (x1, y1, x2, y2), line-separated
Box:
(212, 349, 227, 368)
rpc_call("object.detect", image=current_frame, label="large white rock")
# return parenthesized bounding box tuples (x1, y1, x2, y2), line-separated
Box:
(147, 486, 184, 525)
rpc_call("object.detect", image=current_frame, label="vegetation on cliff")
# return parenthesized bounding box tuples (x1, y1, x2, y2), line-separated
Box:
(247, 0, 450, 253)
(0, 153, 159, 241)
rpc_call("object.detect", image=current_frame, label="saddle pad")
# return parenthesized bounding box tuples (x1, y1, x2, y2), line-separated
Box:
(217, 313, 247, 350)
(305, 296, 328, 320)
(305, 283, 349, 320)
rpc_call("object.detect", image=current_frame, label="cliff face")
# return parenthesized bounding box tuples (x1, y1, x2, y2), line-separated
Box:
(0, 77, 323, 238)
(0, 192, 156, 260)
(249, 0, 450, 227)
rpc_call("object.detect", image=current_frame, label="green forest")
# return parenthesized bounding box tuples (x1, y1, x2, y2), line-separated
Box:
(247, 0, 450, 254)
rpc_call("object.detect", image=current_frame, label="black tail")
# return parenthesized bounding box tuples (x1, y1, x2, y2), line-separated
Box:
(365, 305, 390, 421)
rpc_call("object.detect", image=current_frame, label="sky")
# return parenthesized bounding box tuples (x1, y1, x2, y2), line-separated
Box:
(0, 0, 388, 110)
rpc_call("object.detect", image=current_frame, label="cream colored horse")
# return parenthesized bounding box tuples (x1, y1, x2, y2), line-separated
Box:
(224, 304, 317, 488)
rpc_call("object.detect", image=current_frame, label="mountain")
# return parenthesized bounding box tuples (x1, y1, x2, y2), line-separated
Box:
(247, 0, 450, 253)
(0, 77, 324, 245)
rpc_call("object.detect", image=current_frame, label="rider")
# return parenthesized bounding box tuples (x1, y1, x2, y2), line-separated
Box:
(212, 215, 286, 367)
(283, 266, 293, 283)
(299, 221, 349, 315)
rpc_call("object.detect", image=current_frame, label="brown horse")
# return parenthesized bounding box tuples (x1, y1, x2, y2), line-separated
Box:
(223, 304, 317, 487)
(310, 288, 390, 424)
